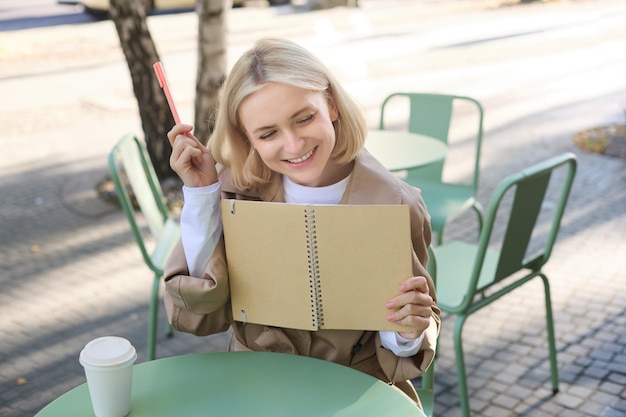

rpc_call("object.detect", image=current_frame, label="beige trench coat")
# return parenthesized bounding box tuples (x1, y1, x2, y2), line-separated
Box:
(163, 149, 440, 408)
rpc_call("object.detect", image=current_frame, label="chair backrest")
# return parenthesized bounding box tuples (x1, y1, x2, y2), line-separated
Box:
(467, 152, 577, 301)
(378, 92, 484, 188)
(108, 134, 171, 274)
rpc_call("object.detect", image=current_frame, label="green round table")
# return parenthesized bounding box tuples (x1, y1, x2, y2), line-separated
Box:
(366, 129, 447, 171)
(35, 351, 426, 417)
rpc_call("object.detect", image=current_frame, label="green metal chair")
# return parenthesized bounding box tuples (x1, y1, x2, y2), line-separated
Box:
(108, 134, 181, 360)
(431, 152, 577, 417)
(379, 93, 485, 245)
(413, 246, 437, 417)
(414, 343, 436, 417)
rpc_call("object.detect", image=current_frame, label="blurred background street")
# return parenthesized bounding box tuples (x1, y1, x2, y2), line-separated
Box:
(1, 1, 625, 416)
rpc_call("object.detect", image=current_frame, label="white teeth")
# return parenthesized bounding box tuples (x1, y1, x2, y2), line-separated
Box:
(288, 149, 314, 164)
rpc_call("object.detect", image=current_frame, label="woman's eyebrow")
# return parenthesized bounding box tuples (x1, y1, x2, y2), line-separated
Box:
(290, 105, 313, 119)
(252, 124, 276, 134)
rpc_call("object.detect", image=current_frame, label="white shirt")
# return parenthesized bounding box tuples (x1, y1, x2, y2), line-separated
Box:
(180, 177, 423, 357)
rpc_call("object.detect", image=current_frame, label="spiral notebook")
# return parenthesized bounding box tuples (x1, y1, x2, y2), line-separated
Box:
(221, 199, 412, 332)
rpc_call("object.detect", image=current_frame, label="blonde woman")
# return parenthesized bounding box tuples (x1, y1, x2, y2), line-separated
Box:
(164, 37, 439, 408)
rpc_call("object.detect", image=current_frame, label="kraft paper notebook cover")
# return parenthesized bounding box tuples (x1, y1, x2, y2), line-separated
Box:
(221, 199, 412, 332)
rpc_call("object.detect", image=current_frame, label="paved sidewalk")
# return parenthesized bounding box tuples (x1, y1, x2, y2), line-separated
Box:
(1, 1, 625, 416)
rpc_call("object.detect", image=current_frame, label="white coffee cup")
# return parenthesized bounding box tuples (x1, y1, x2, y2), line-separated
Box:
(79, 336, 137, 417)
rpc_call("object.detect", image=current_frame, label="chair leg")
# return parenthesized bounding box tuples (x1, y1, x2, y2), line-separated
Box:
(540, 273, 559, 394)
(147, 275, 160, 361)
(453, 315, 471, 417)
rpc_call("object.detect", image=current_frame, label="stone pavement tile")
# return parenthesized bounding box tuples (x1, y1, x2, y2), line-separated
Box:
(599, 381, 625, 397)
(579, 401, 609, 417)
(604, 405, 626, 417)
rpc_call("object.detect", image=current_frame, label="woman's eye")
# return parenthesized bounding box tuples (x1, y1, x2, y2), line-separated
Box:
(259, 131, 276, 140)
(298, 114, 314, 124)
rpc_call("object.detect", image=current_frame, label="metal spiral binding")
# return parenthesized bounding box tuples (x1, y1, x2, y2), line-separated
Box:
(305, 208, 323, 328)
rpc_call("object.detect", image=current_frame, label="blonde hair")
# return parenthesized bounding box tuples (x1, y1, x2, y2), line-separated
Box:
(209, 37, 367, 191)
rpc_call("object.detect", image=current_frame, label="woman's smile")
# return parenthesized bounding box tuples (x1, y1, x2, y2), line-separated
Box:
(286, 147, 317, 165)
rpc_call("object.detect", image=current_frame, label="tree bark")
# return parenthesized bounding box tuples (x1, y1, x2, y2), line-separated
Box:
(194, 0, 228, 145)
(110, 0, 177, 181)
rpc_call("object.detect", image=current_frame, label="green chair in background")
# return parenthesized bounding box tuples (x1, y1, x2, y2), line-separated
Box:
(431, 152, 577, 417)
(413, 246, 437, 417)
(108, 134, 181, 360)
(379, 93, 485, 245)
(415, 334, 436, 417)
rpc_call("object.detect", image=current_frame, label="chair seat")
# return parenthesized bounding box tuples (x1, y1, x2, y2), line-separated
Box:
(432, 241, 499, 313)
(408, 180, 476, 232)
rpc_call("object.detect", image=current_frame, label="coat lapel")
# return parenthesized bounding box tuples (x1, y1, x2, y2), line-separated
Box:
(342, 149, 404, 206)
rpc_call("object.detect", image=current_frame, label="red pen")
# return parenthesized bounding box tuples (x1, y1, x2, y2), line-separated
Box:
(153, 61, 182, 124)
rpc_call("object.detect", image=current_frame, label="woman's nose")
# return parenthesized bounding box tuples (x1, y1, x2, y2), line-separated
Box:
(283, 130, 304, 153)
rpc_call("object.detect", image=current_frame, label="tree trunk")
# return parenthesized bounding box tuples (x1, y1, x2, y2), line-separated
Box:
(194, 0, 228, 145)
(110, 0, 177, 182)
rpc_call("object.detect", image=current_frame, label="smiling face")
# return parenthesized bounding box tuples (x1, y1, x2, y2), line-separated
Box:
(239, 82, 353, 187)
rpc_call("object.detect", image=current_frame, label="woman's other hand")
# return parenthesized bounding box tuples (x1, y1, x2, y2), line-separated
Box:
(386, 275, 434, 340)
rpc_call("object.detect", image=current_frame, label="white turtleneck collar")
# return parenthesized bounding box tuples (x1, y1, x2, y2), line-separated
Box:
(283, 174, 351, 205)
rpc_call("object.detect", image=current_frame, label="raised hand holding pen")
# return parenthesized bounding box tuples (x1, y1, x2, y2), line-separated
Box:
(167, 124, 217, 188)
(153, 62, 217, 188)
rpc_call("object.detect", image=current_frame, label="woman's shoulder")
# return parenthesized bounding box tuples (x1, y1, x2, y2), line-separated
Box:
(352, 150, 424, 204)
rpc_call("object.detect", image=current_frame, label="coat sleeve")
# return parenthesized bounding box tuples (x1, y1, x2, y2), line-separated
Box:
(163, 236, 233, 336)
(375, 183, 440, 382)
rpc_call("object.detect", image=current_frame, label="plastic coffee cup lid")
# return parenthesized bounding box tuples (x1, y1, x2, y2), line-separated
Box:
(79, 336, 137, 367)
